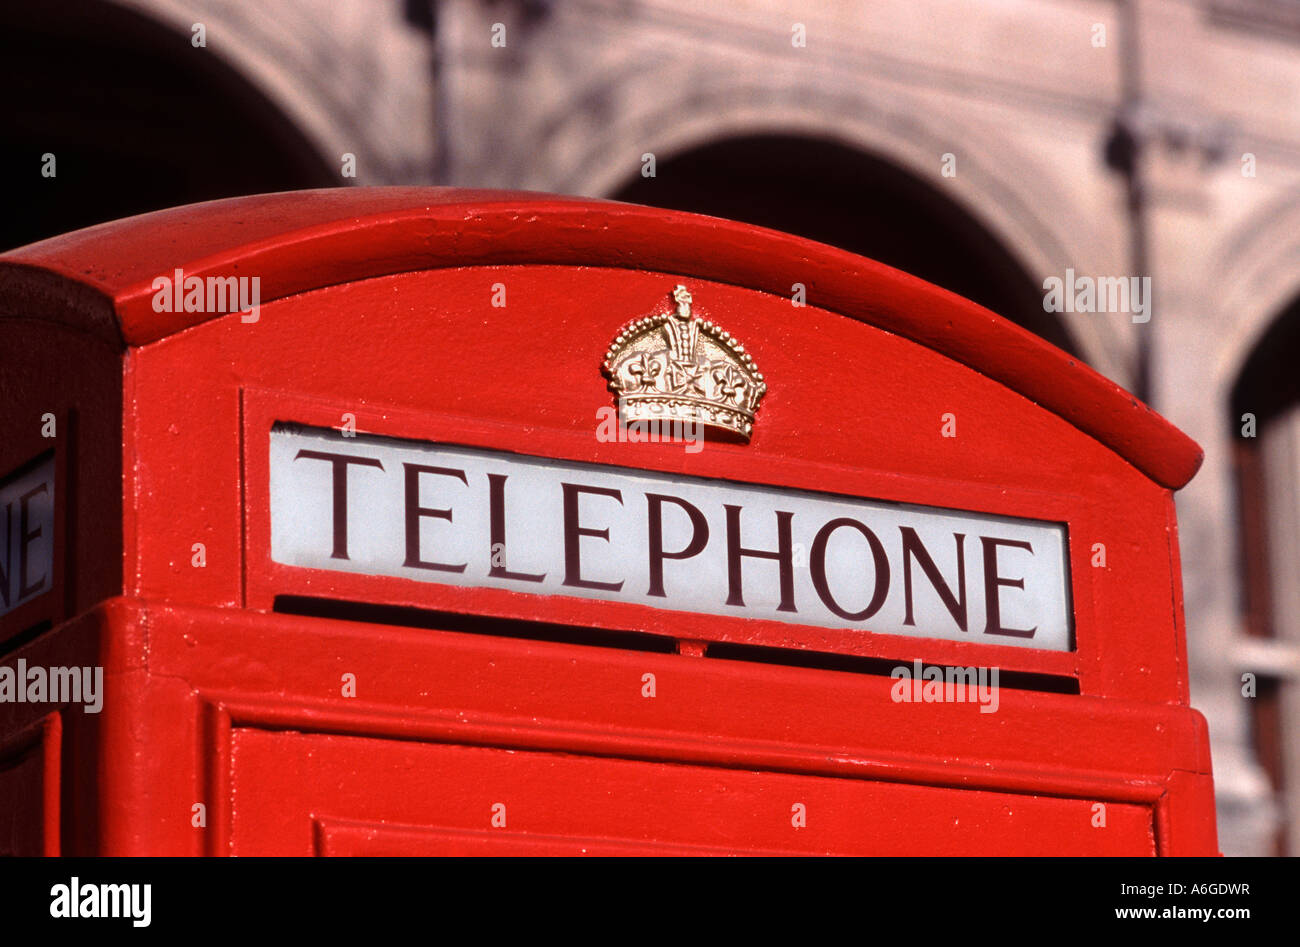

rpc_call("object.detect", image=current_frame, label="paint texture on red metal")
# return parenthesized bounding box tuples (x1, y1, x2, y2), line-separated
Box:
(11, 600, 1215, 855)
(0, 188, 1218, 856)
(0, 187, 1200, 489)
(130, 267, 1181, 704)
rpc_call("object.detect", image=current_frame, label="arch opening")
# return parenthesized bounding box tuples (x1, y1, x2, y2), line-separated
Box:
(1230, 295, 1300, 856)
(612, 134, 1078, 357)
(0, 0, 339, 252)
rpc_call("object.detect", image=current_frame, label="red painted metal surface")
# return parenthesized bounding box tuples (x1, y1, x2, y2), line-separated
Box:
(1, 187, 1201, 489)
(0, 188, 1217, 856)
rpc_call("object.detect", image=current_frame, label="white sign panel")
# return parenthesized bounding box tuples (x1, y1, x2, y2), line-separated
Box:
(270, 425, 1074, 651)
(1, 454, 55, 617)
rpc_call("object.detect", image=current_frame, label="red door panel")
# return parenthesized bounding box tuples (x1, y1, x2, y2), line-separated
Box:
(229, 728, 1156, 856)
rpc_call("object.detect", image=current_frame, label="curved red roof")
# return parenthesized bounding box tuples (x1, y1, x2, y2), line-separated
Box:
(0, 186, 1202, 489)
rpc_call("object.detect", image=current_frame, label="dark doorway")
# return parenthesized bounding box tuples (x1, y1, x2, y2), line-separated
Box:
(1232, 298, 1300, 432)
(614, 134, 1077, 357)
(0, 0, 338, 252)
(1230, 297, 1300, 856)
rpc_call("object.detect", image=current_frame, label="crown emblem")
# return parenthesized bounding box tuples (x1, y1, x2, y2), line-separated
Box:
(602, 285, 766, 439)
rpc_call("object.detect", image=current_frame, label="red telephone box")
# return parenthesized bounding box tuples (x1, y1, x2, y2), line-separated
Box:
(0, 187, 1217, 855)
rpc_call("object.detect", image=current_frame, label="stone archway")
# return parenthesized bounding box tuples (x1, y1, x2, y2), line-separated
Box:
(532, 81, 1126, 378)
(1227, 291, 1300, 855)
(610, 133, 1079, 358)
(1211, 191, 1300, 399)
(0, 0, 340, 251)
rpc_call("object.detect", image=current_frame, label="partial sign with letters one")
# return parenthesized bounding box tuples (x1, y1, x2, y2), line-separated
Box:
(0, 453, 55, 617)
(270, 425, 1073, 651)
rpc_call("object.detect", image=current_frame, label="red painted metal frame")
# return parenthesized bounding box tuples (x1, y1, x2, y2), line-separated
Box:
(111, 258, 1184, 705)
(0, 311, 123, 652)
(239, 386, 1099, 686)
(0, 188, 1218, 856)
(1, 188, 1201, 489)
(22, 598, 1213, 855)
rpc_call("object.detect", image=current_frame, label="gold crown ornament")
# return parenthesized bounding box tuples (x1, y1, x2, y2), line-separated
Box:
(602, 285, 766, 439)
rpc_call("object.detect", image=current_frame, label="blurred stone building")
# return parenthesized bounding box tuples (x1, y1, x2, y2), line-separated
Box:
(3, 0, 1298, 855)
